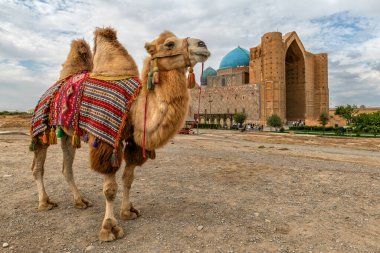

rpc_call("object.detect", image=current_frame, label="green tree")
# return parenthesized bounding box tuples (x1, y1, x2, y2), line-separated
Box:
(319, 111, 329, 135)
(353, 111, 380, 136)
(334, 104, 358, 125)
(267, 114, 282, 131)
(233, 112, 247, 127)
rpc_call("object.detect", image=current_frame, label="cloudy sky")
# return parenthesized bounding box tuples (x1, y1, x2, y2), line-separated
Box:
(0, 0, 379, 110)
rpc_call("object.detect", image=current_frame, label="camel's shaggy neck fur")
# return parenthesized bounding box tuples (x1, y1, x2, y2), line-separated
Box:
(92, 27, 139, 77)
(59, 39, 93, 80)
(131, 32, 189, 150)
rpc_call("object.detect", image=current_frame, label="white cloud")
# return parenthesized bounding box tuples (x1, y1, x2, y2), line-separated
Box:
(0, 0, 379, 110)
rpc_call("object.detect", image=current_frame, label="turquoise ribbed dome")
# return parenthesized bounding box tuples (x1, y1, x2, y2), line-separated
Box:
(202, 67, 217, 85)
(219, 46, 250, 69)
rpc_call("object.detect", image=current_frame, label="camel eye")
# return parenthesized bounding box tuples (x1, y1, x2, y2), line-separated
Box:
(164, 41, 175, 49)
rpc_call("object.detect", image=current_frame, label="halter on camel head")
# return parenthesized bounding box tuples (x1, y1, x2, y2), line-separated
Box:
(147, 37, 198, 90)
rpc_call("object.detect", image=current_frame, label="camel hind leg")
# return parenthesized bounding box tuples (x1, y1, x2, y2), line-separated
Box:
(60, 135, 92, 209)
(32, 145, 58, 211)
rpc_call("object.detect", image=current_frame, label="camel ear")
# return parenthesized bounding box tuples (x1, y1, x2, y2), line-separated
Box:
(144, 42, 156, 55)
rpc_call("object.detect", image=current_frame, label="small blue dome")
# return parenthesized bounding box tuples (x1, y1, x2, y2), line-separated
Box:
(202, 67, 217, 85)
(219, 47, 250, 69)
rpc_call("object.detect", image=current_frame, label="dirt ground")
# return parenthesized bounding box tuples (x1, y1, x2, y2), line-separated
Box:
(0, 123, 379, 252)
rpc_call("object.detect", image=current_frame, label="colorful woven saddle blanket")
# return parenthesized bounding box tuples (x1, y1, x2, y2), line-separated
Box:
(31, 73, 142, 147)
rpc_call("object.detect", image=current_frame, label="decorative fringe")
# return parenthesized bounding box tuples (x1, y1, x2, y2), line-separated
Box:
(152, 58, 159, 84)
(92, 138, 98, 148)
(187, 67, 196, 89)
(84, 133, 89, 143)
(71, 131, 81, 148)
(42, 132, 48, 144)
(111, 149, 119, 168)
(49, 127, 57, 145)
(56, 126, 64, 138)
(147, 71, 153, 90)
(153, 71, 159, 85)
(29, 139, 37, 151)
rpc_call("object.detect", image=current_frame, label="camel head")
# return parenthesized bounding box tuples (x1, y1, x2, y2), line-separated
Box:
(59, 39, 93, 80)
(92, 27, 139, 77)
(144, 31, 210, 71)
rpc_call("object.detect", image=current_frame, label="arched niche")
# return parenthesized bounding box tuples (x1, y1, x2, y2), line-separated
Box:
(285, 38, 306, 122)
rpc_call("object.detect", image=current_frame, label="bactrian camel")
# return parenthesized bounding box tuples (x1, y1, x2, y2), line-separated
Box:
(30, 27, 210, 241)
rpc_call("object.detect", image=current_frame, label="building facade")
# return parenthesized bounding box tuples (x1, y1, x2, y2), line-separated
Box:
(189, 31, 329, 126)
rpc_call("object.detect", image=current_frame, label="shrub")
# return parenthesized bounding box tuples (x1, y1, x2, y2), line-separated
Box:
(233, 112, 247, 126)
(267, 114, 282, 130)
(289, 126, 335, 132)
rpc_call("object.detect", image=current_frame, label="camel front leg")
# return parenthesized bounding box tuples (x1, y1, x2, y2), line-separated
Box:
(32, 146, 58, 210)
(120, 164, 140, 220)
(61, 135, 92, 208)
(99, 173, 124, 241)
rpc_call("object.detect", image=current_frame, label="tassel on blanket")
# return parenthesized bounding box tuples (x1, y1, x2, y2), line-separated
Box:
(49, 127, 57, 145)
(29, 138, 37, 152)
(111, 149, 119, 168)
(187, 67, 196, 89)
(56, 126, 64, 138)
(84, 133, 89, 143)
(42, 132, 48, 144)
(72, 131, 81, 148)
(92, 138, 98, 148)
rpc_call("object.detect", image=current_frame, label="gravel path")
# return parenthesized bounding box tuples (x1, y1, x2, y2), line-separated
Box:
(0, 130, 379, 253)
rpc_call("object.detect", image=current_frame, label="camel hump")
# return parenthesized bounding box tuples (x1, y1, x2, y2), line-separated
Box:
(59, 39, 93, 80)
(92, 27, 139, 78)
(71, 39, 92, 55)
(94, 27, 118, 41)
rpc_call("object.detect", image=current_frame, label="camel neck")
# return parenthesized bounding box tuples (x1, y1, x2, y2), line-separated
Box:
(134, 60, 190, 150)
(141, 59, 188, 101)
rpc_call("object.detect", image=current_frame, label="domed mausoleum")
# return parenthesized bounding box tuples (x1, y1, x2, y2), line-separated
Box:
(189, 31, 329, 127)
(201, 46, 250, 89)
(202, 67, 217, 85)
(219, 47, 250, 69)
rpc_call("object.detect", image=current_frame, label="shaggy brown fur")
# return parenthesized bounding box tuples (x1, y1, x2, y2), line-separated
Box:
(59, 39, 93, 80)
(124, 138, 156, 166)
(92, 27, 139, 77)
(88, 134, 123, 174)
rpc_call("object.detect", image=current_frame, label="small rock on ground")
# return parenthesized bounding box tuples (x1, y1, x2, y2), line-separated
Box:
(85, 245, 95, 251)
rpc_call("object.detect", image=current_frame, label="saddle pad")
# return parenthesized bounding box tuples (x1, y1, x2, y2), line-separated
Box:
(78, 76, 141, 147)
(31, 78, 66, 137)
(31, 73, 142, 148)
(51, 72, 89, 128)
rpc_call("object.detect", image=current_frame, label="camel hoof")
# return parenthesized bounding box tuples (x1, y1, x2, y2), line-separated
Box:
(120, 206, 140, 220)
(120, 210, 138, 220)
(131, 206, 140, 216)
(38, 199, 58, 211)
(74, 197, 93, 209)
(112, 225, 124, 239)
(99, 228, 116, 242)
(99, 218, 123, 241)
